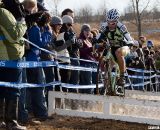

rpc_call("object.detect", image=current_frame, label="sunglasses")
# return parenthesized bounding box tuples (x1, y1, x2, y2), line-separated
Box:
(56, 24, 62, 26)
(133, 46, 138, 48)
(50, 24, 62, 27)
(67, 23, 72, 26)
(108, 21, 117, 25)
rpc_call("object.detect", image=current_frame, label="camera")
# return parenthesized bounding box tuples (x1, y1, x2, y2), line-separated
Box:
(2, 0, 25, 20)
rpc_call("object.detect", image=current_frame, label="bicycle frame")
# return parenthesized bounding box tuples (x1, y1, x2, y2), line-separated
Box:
(102, 50, 125, 96)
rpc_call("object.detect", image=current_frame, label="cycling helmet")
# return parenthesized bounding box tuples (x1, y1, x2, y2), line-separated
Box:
(147, 40, 154, 47)
(106, 9, 120, 21)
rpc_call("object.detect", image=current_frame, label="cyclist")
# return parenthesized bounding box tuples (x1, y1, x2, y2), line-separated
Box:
(96, 9, 134, 88)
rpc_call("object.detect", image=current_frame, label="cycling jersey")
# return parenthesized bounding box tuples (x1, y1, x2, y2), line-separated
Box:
(97, 21, 133, 47)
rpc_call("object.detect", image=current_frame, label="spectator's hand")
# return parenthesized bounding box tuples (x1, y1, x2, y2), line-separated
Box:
(76, 39, 83, 48)
(55, 40, 65, 47)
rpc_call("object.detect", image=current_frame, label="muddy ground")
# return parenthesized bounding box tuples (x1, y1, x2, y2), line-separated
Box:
(24, 114, 149, 130)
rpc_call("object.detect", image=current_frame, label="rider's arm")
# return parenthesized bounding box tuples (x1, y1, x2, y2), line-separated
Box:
(117, 22, 133, 45)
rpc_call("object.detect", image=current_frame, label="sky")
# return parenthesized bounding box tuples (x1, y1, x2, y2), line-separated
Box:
(45, 0, 130, 14)
(44, 0, 158, 15)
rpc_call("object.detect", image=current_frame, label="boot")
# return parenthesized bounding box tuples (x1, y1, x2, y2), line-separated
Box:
(117, 74, 125, 86)
(0, 99, 6, 128)
(0, 99, 5, 119)
(0, 121, 6, 128)
(5, 98, 27, 130)
(6, 120, 26, 130)
(116, 74, 125, 95)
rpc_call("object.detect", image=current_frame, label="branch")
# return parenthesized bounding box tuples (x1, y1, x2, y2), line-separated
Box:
(140, 0, 151, 16)
(129, 20, 138, 26)
(131, 0, 138, 23)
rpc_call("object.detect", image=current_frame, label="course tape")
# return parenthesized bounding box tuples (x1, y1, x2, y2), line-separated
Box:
(112, 72, 157, 79)
(24, 38, 98, 64)
(0, 60, 57, 68)
(61, 83, 104, 89)
(0, 81, 104, 89)
(127, 67, 155, 73)
(125, 81, 150, 87)
(0, 60, 97, 72)
(0, 81, 61, 89)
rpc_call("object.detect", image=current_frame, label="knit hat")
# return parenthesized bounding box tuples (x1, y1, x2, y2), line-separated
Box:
(62, 15, 74, 24)
(50, 16, 62, 25)
(81, 24, 91, 32)
(23, 0, 37, 4)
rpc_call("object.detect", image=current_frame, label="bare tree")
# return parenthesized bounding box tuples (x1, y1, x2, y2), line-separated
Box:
(53, 0, 61, 15)
(95, 0, 107, 22)
(76, 5, 93, 23)
(130, 0, 150, 37)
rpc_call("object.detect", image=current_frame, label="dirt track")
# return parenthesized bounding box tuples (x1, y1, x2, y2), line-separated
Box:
(25, 114, 149, 130)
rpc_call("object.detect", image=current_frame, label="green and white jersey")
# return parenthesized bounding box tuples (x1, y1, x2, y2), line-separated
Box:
(98, 21, 133, 47)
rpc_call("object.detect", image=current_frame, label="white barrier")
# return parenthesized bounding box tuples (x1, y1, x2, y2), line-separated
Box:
(48, 90, 160, 125)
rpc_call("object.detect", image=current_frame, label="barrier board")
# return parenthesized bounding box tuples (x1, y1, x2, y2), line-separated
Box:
(48, 90, 160, 125)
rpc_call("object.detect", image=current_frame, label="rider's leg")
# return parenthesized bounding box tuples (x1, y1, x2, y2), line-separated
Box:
(115, 49, 126, 75)
(115, 46, 130, 85)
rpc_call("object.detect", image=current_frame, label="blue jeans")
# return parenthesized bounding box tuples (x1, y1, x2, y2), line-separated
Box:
(0, 67, 22, 99)
(69, 59, 80, 92)
(79, 62, 93, 94)
(0, 67, 22, 124)
(18, 68, 28, 123)
(26, 67, 48, 118)
(43, 67, 55, 106)
(133, 71, 144, 90)
(69, 59, 80, 84)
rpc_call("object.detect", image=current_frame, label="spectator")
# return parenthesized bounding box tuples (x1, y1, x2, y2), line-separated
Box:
(154, 50, 160, 70)
(79, 24, 96, 94)
(147, 40, 155, 53)
(37, 12, 53, 107)
(24, 0, 48, 123)
(49, 16, 63, 91)
(23, 0, 47, 29)
(37, 0, 48, 11)
(144, 49, 157, 91)
(126, 40, 139, 67)
(61, 8, 74, 18)
(137, 35, 146, 65)
(0, 0, 27, 129)
(58, 15, 75, 92)
(126, 40, 145, 90)
(61, 9, 81, 93)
